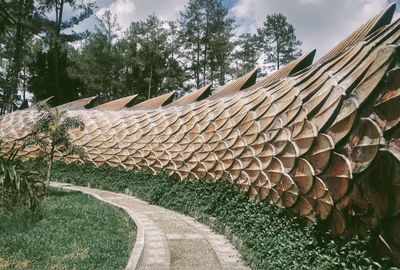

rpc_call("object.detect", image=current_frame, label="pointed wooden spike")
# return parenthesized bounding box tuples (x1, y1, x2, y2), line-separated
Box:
(316, 3, 396, 64)
(167, 84, 212, 107)
(93, 95, 138, 110)
(208, 69, 257, 100)
(57, 96, 97, 110)
(249, 49, 316, 89)
(37, 96, 54, 106)
(130, 91, 176, 110)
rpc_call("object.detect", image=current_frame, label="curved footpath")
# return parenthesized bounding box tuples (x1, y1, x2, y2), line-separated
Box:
(50, 182, 250, 270)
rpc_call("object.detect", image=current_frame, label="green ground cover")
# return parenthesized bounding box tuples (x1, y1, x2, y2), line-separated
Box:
(28, 161, 398, 270)
(0, 188, 135, 270)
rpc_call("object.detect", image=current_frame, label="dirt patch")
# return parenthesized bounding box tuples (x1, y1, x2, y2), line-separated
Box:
(0, 256, 30, 270)
(61, 248, 90, 260)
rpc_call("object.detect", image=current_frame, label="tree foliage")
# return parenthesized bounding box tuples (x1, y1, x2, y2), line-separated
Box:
(25, 103, 85, 184)
(0, 1, 304, 112)
(28, 0, 94, 105)
(0, 144, 46, 215)
(256, 13, 302, 70)
(69, 10, 123, 103)
(0, 0, 42, 113)
(179, 0, 235, 88)
(233, 33, 259, 77)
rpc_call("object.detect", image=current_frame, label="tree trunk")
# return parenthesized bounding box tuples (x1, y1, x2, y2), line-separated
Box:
(203, 43, 207, 85)
(148, 65, 153, 99)
(9, 0, 24, 112)
(46, 157, 53, 185)
(46, 146, 55, 185)
(277, 52, 280, 70)
(196, 39, 200, 88)
(276, 36, 280, 70)
(54, 0, 64, 103)
(46, 159, 52, 185)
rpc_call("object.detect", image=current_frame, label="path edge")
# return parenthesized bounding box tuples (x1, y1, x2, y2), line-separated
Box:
(50, 182, 145, 270)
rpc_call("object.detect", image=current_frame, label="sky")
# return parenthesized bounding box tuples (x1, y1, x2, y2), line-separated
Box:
(71, 0, 400, 59)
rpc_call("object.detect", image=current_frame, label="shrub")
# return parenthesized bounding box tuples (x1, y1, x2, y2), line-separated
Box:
(0, 147, 46, 216)
(24, 103, 85, 184)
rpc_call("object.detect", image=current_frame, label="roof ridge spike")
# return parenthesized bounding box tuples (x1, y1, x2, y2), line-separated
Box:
(248, 49, 317, 91)
(37, 96, 54, 106)
(315, 3, 396, 65)
(92, 95, 138, 111)
(167, 84, 212, 107)
(208, 69, 257, 100)
(129, 91, 176, 110)
(56, 96, 97, 110)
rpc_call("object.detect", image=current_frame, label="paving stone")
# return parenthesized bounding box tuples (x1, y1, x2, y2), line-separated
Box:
(166, 233, 204, 240)
(144, 256, 167, 264)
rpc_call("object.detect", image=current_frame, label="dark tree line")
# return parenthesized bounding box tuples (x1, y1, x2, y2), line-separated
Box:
(0, 0, 302, 113)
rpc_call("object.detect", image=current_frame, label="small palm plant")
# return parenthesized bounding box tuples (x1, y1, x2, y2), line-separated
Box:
(0, 144, 46, 215)
(25, 103, 86, 185)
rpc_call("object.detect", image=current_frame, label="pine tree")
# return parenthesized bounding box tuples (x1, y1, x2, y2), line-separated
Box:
(120, 15, 184, 102)
(233, 33, 259, 77)
(179, 0, 235, 89)
(28, 0, 94, 105)
(162, 21, 186, 93)
(69, 10, 123, 104)
(256, 13, 301, 71)
(0, 0, 41, 113)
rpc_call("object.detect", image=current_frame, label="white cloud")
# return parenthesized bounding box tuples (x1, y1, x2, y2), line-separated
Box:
(231, 0, 399, 59)
(96, 0, 135, 29)
(96, 0, 188, 30)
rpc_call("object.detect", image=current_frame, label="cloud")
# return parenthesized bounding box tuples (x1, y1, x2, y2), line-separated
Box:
(230, 0, 400, 59)
(96, 0, 135, 29)
(96, 0, 188, 30)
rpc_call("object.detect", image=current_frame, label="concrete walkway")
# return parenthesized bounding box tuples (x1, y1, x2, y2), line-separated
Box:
(50, 182, 251, 270)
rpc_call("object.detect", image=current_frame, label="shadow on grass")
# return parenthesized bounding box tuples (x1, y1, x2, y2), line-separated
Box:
(48, 187, 77, 197)
(0, 189, 78, 232)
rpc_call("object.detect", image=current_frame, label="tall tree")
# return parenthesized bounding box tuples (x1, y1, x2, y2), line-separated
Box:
(0, 1, 15, 35)
(120, 15, 184, 102)
(28, 0, 94, 105)
(233, 33, 259, 77)
(162, 21, 187, 93)
(69, 10, 123, 103)
(256, 13, 301, 70)
(29, 42, 83, 104)
(0, 0, 41, 113)
(179, 0, 235, 89)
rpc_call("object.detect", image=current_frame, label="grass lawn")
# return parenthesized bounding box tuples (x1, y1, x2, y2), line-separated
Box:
(0, 188, 135, 270)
